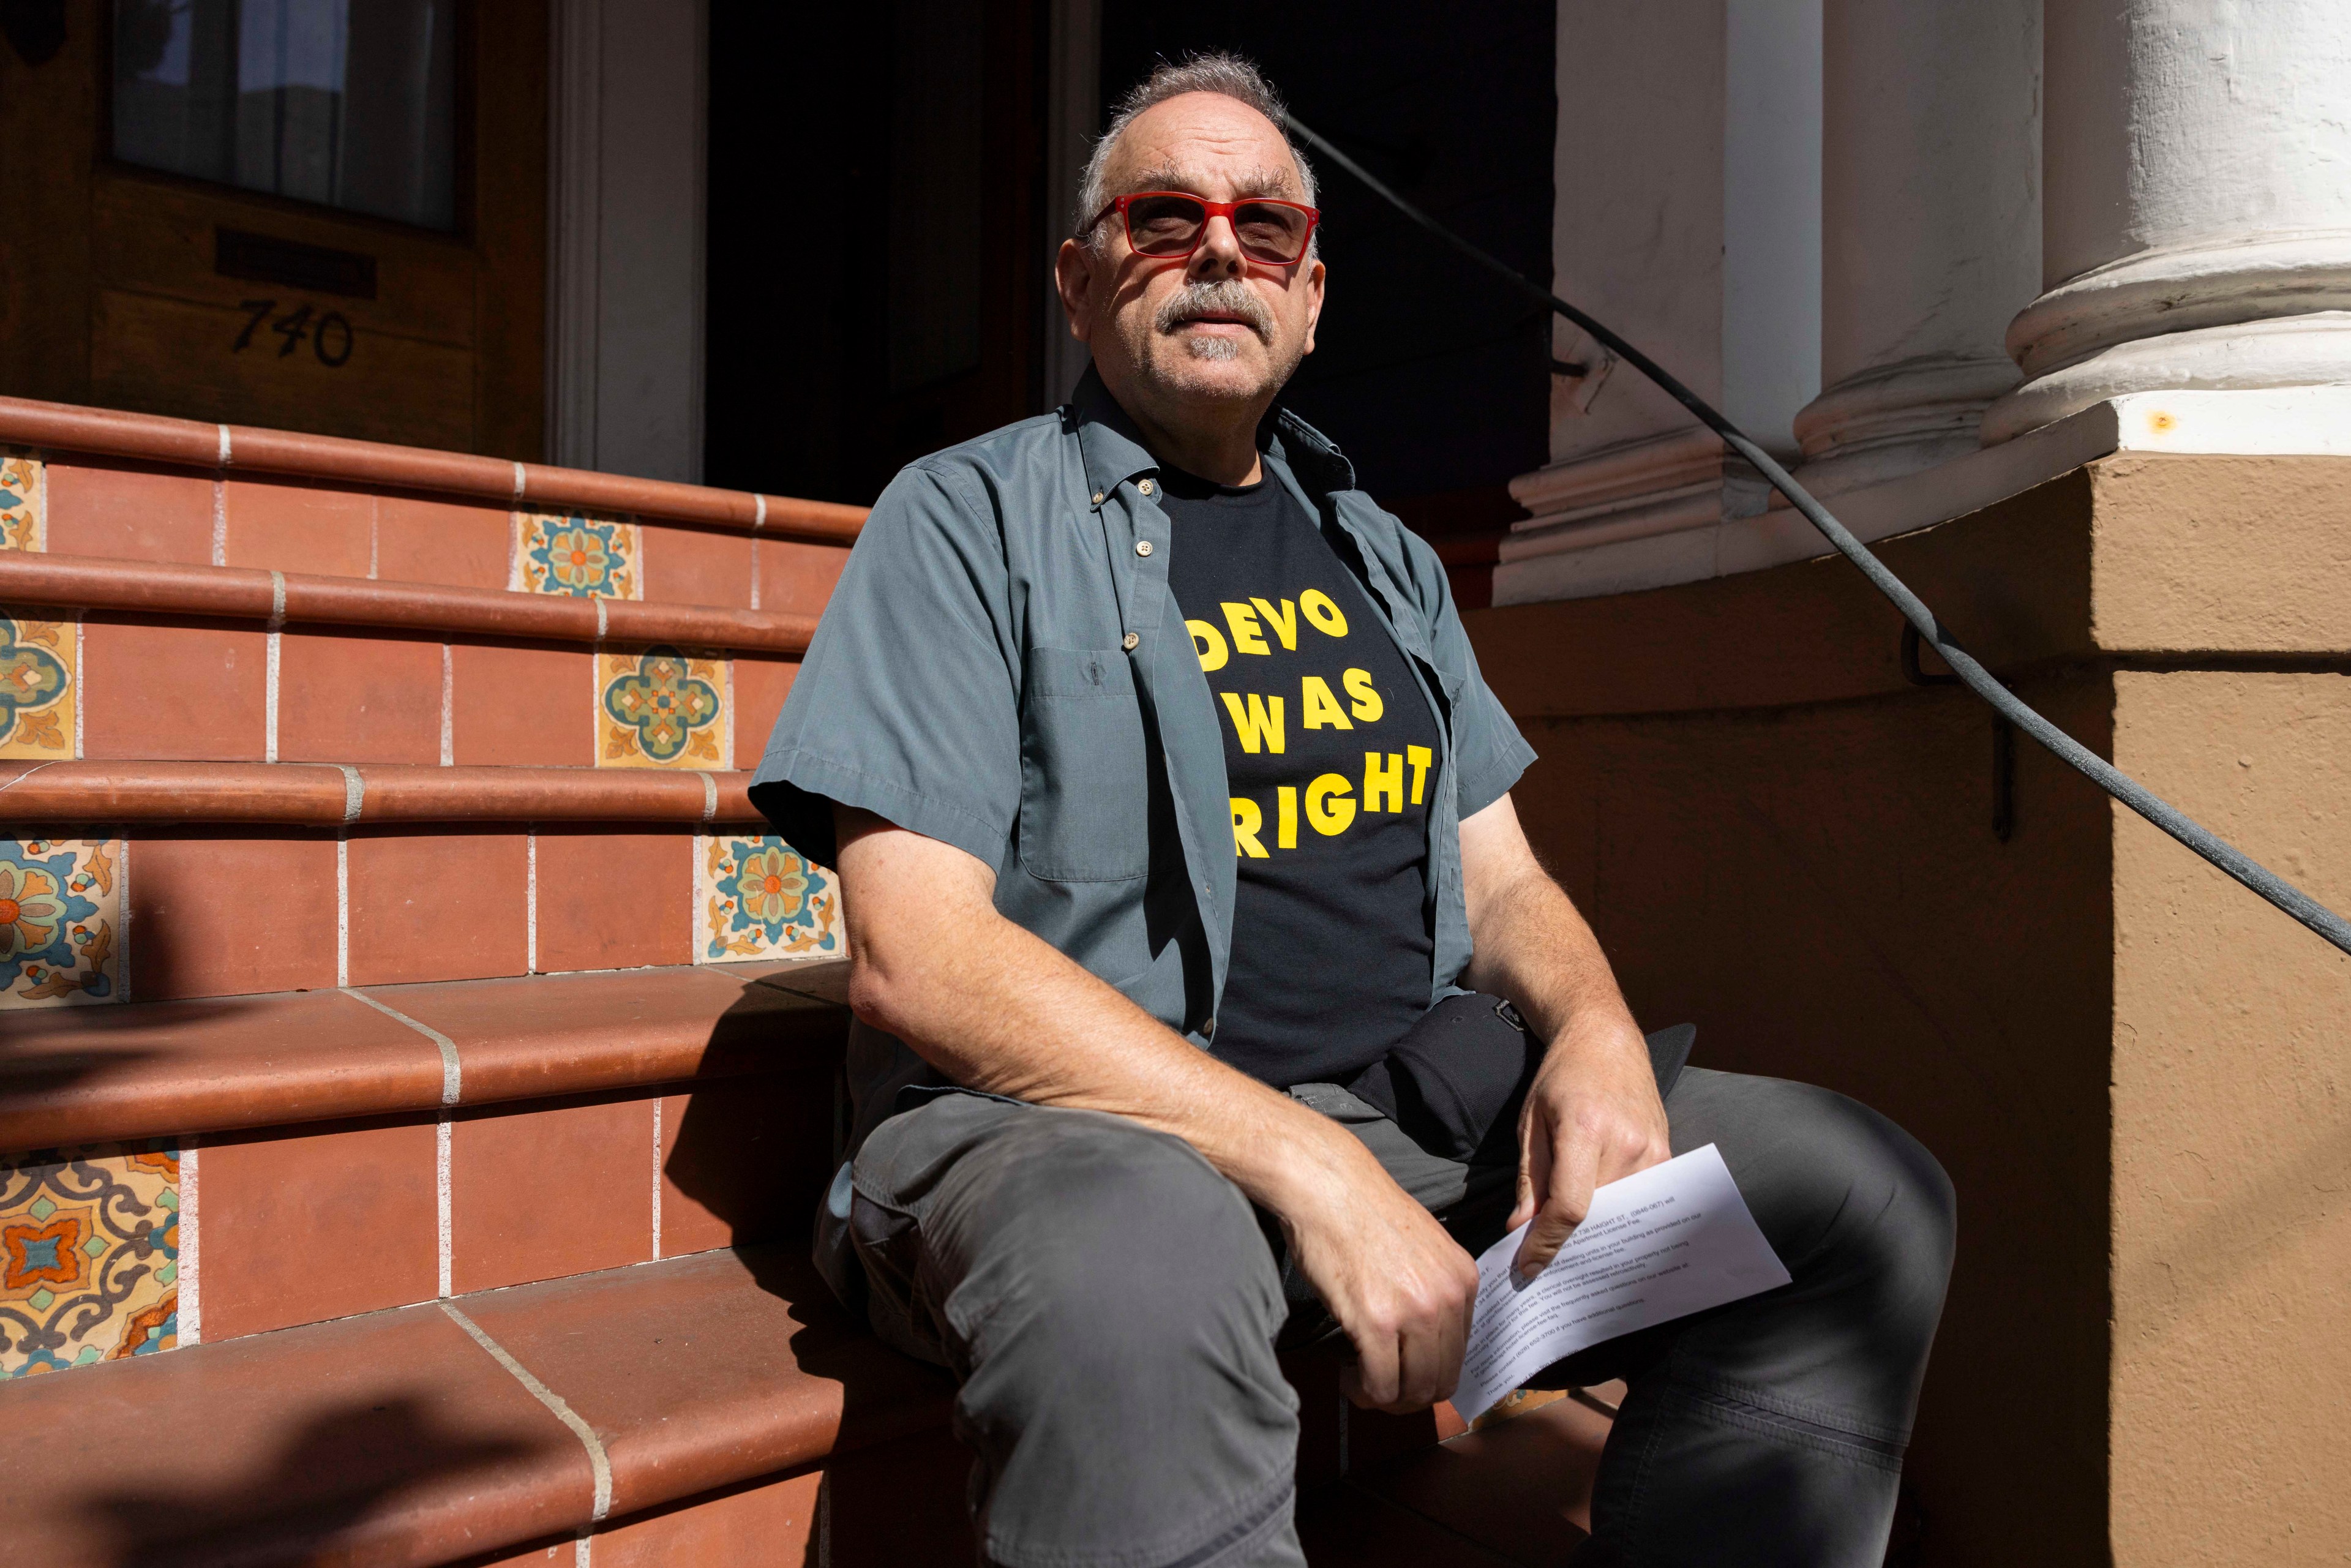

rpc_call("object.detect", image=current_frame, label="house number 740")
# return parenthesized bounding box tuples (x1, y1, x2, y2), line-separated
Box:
(233, 299, 355, 368)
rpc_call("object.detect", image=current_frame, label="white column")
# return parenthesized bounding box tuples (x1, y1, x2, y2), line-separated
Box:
(1497, 0, 1820, 606)
(546, 0, 708, 483)
(1791, 0, 2039, 494)
(1984, 0, 2351, 445)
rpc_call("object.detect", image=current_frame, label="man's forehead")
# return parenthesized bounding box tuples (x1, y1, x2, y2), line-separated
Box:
(1119, 161, 1305, 201)
(1105, 94, 1306, 199)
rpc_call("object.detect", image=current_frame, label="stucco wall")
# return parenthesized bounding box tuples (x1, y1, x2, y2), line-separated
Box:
(1470, 454, 2351, 1564)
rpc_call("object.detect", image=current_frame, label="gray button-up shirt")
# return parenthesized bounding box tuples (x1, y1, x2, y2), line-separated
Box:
(751, 370, 1535, 1166)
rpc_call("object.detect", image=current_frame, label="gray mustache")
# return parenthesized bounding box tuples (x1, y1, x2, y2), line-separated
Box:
(1155, 280, 1275, 340)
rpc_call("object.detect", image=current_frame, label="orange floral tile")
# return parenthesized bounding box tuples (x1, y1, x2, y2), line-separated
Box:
(0, 838, 122, 1010)
(0, 613, 74, 761)
(0, 1140, 179, 1377)
(0, 451, 44, 552)
(694, 833, 839, 964)
(597, 647, 729, 770)
(513, 511, 640, 599)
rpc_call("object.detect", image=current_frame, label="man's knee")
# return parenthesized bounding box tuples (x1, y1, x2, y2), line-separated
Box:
(1682, 1071, 1956, 1330)
(1779, 1086, 1954, 1345)
(932, 1108, 1286, 1376)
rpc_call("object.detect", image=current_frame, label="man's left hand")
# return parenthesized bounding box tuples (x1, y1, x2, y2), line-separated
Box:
(1507, 1012, 1671, 1278)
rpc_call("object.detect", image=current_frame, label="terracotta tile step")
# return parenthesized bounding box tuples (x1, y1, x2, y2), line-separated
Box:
(0, 761, 763, 824)
(0, 550, 819, 654)
(0, 393, 866, 544)
(0, 960, 850, 1151)
(0, 1243, 956, 1568)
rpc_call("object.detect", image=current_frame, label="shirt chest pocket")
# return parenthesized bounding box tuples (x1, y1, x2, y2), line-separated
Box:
(1018, 647, 1152, 883)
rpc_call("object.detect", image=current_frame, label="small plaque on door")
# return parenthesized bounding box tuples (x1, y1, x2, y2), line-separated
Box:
(214, 229, 378, 300)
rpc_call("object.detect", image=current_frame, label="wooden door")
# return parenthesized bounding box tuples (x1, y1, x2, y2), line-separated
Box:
(0, 0, 547, 460)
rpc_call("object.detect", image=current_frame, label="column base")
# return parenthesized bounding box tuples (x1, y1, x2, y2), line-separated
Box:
(1988, 234, 2351, 444)
(1791, 356, 2020, 497)
(1502, 427, 1765, 560)
(1985, 310, 2351, 445)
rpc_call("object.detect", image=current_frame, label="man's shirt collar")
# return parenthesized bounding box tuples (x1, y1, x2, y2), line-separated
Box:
(1067, 362, 1357, 505)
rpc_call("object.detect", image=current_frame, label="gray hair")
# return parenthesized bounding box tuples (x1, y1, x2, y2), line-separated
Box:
(1075, 53, 1318, 250)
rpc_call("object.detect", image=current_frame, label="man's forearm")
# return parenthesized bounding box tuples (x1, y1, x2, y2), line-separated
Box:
(1460, 855, 1638, 1045)
(836, 814, 1375, 1216)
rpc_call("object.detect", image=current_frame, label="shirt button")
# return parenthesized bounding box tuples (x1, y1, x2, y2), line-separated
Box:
(1135, 539, 1153, 557)
(1139, 478, 1156, 496)
(1092, 490, 1105, 505)
(1202, 1016, 1217, 1038)
(1121, 632, 1139, 651)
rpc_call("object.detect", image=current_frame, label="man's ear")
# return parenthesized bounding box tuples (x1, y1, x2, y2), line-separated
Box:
(1054, 238, 1095, 343)
(1300, 256, 1326, 358)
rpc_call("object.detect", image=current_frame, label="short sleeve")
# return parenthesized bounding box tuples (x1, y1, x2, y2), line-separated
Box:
(1411, 534, 1537, 819)
(748, 462, 1022, 869)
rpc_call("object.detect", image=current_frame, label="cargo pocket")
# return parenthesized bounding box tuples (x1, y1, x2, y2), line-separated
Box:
(1018, 646, 1152, 882)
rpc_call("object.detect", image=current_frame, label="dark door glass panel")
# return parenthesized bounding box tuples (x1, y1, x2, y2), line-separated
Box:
(113, 0, 459, 231)
(883, 0, 984, 393)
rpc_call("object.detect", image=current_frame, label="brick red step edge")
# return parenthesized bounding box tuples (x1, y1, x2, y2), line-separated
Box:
(0, 394, 867, 544)
(0, 1244, 953, 1568)
(0, 961, 850, 1151)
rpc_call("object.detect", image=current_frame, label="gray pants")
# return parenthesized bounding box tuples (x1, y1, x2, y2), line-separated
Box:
(844, 1067, 1955, 1568)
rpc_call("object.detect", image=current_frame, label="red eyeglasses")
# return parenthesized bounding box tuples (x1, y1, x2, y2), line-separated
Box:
(1086, 192, 1321, 264)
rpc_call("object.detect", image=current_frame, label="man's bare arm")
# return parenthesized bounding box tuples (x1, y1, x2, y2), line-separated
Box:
(833, 806, 1478, 1412)
(1458, 793, 1671, 1275)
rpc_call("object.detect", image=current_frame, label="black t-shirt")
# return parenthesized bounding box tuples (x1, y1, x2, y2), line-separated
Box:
(1161, 465, 1443, 1087)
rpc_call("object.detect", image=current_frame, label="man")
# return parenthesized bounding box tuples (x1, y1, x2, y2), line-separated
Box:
(752, 53, 1954, 1568)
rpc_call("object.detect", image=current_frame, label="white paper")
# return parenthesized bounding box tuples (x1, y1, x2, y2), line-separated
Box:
(1452, 1144, 1791, 1419)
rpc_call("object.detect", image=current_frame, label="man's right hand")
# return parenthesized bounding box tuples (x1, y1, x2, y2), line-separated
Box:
(1275, 1125, 1480, 1414)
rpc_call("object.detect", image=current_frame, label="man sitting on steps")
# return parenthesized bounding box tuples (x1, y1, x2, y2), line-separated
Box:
(750, 53, 1955, 1568)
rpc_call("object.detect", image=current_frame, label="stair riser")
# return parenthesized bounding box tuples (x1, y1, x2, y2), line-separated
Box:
(0, 1070, 834, 1375)
(0, 612, 799, 773)
(0, 829, 839, 1009)
(21, 452, 850, 614)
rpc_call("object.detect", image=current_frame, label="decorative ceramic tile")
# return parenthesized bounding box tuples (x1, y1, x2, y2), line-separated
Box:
(1, 1141, 179, 1377)
(598, 645, 730, 769)
(0, 451, 43, 552)
(513, 511, 641, 599)
(696, 833, 840, 963)
(0, 839, 122, 1010)
(0, 613, 73, 760)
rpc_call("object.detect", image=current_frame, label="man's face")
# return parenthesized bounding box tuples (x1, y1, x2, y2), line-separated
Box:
(1057, 92, 1326, 423)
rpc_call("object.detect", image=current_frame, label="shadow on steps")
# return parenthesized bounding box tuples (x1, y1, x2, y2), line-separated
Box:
(78, 1393, 536, 1567)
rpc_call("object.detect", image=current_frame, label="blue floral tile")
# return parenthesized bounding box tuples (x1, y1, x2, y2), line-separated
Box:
(696, 833, 839, 963)
(0, 838, 122, 1010)
(1, 1142, 179, 1378)
(0, 451, 43, 552)
(513, 511, 640, 599)
(0, 613, 75, 761)
(599, 645, 729, 769)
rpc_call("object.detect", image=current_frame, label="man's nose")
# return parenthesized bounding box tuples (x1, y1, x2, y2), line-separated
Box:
(1187, 213, 1246, 278)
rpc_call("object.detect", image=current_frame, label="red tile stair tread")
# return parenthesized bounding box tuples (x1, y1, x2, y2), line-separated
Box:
(0, 988, 447, 1149)
(0, 967, 850, 1150)
(459, 1248, 954, 1520)
(0, 1301, 595, 1568)
(0, 392, 867, 544)
(377, 966, 847, 1101)
(0, 549, 823, 654)
(0, 760, 761, 825)
(0, 1246, 950, 1568)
